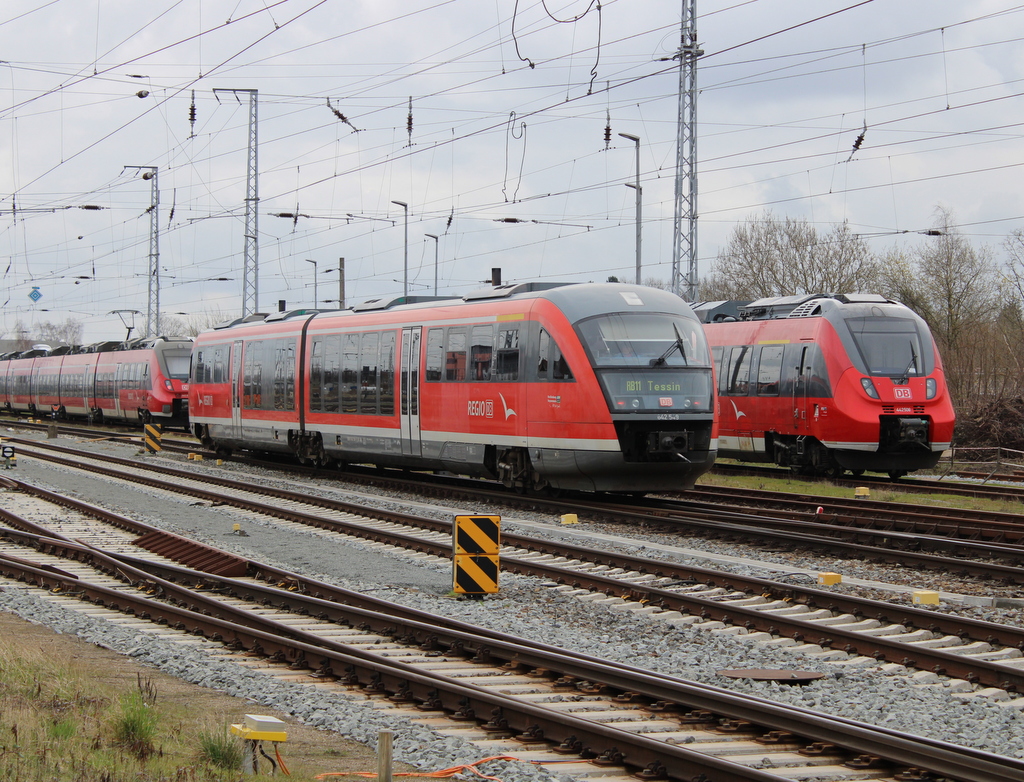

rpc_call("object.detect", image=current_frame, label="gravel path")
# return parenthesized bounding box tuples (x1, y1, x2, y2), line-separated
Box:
(2, 432, 1023, 776)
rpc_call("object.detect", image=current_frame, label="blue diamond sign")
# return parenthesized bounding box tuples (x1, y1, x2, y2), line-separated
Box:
(28, 287, 41, 302)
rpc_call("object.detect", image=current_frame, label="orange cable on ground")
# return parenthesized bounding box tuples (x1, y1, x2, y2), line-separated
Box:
(315, 754, 594, 781)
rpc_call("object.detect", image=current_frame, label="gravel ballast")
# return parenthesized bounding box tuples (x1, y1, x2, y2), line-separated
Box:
(2, 435, 1024, 771)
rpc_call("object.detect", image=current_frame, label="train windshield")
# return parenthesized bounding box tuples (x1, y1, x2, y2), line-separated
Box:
(843, 317, 935, 377)
(160, 349, 192, 380)
(577, 313, 711, 368)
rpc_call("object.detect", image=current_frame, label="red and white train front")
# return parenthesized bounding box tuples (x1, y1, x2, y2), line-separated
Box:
(698, 294, 955, 479)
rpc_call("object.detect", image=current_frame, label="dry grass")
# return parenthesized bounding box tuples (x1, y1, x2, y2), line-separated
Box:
(0, 610, 395, 781)
(698, 463, 1019, 514)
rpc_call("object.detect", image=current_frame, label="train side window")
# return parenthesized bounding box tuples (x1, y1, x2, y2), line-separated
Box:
(193, 350, 206, 384)
(324, 335, 341, 413)
(213, 348, 225, 385)
(360, 332, 380, 414)
(724, 345, 752, 395)
(471, 325, 492, 381)
(379, 331, 396, 415)
(756, 345, 784, 396)
(494, 327, 520, 381)
(244, 341, 262, 408)
(284, 340, 297, 410)
(141, 362, 150, 390)
(552, 341, 573, 381)
(342, 333, 359, 413)
(425, 328, 443, 381)
(446, 329, 466, 381)
(310, 339, 323, 412)
(538, 329, 551, 377)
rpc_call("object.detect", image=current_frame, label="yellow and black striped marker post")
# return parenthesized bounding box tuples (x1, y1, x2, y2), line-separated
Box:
(143, 423, 162, 454)
(452, 515, 500, 596)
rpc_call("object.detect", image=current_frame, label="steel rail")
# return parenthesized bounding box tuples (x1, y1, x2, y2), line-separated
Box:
(5, 464, 1024, 694)
(0, 527, 1021, 782)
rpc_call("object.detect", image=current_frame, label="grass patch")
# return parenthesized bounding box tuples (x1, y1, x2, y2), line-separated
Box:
(698, 464, 1017, 514)
(0, 637, 297, 781)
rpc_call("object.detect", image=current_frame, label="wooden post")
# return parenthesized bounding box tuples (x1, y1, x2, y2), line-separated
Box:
(377, 730, 393, 782)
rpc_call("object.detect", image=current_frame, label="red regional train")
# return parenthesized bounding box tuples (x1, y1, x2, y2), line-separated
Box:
(189, 282, 717, 493)
(694, 293, 955, 479)
(0, 337, 193, 428)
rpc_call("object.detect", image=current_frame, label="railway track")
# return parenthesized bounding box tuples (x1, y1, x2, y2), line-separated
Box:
(0, 485, 1021, 782)
(711, 462, 1024, 503)
(7, 438, 1024, 696)
(8, 417, 1024, 508)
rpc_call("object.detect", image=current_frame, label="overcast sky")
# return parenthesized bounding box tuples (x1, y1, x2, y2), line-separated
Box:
(2, 0, 1023, 341)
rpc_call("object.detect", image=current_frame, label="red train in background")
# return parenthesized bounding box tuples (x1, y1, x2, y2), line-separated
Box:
(0, 337, 193, 428)
(189, 282, 717, 493)
(695, 293, 955, 479)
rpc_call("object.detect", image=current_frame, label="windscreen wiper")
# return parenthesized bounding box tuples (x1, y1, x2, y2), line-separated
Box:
(650, 323, 688, 367)
(898, 344, 919, 383)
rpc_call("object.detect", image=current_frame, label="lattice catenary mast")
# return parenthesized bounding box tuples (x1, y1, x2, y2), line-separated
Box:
(671, 0, 703, 300)
(214, 88, 259, 316)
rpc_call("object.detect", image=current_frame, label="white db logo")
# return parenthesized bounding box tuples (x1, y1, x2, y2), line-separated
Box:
(893, 387, 912, 400)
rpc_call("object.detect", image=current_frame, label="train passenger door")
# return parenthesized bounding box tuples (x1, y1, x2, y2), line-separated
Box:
(399, 326, 422, 456)
(230, 340, 243, 437)
(793, 345, 812, 430)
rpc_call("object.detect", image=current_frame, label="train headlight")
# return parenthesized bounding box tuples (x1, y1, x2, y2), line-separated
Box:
(860, 377, 879, 399)
(926, 378, 937, 399)
(164, 379, 173, 391)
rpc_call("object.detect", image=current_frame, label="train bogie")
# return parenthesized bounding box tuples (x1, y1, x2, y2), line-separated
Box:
(696, 293, 955, 479)
(190, 283, 718, 493)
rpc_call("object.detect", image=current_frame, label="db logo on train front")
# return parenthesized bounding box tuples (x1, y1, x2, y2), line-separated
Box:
(893, 387, 912, 400)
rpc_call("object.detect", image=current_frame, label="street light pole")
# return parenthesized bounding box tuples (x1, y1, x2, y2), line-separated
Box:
(618, 133, 641, 285)
(391, 201, 408, 296)
(304, 259, 317, 307)
(424, 234, 439, 296)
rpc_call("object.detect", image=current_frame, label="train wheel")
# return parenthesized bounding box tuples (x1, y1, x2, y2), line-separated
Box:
(888, 470, 907, 481)
(851, 469, 864, 477)
(824, 464, 844, 480)
(89, 408, 103, 425)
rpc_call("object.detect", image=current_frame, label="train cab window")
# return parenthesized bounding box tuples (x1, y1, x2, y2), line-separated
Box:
(723, 345, 752, 395)
(446, 329, 467, 381)
(425, 328, 444, 381)
(493, 327, 520, 381)
(538, 328, 573, 381)
(342, 333, 359, 413)
(379, 331, 396, 415)
(471, 325, 493, 381)
(756, 345, 784, 396)
(192, 350, 206, 384)
(360, 332, 380, 414)
(538, 329, 551, 376)
(141, 362, 150, 390)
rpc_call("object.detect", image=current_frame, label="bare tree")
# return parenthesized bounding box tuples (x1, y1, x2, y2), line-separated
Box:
(879, 207, 999, 406)
(2, 321, 33, 351)
(702, 212, 879, 299)
(33, 318, 84, 346)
